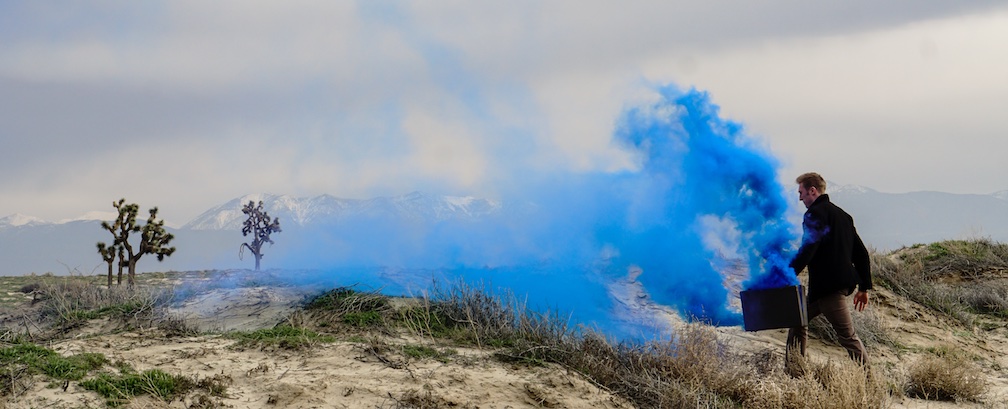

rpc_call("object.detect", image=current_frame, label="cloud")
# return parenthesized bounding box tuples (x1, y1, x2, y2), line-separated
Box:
(2, 1, 1008, 224)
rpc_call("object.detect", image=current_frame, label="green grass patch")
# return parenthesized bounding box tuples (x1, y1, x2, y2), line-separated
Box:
(397, 306, 454, 338)
(305, 287, 389, 312)
(80, 369, 188, 406)
(227, 325, 336, 349)
(401, 344, 456, 362)
(342, 311, 383, 327)
(0, 343, 108, 381)
(304, 287, 356, 310)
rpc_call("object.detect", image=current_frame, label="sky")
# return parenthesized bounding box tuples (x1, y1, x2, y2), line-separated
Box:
(3, 1, 1008, 227)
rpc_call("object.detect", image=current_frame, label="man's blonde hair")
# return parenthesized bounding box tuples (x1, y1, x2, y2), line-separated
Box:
(796, 172, 827, 192)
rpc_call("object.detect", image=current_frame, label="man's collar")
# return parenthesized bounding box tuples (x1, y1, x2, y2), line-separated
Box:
(812, 193, 830, 205)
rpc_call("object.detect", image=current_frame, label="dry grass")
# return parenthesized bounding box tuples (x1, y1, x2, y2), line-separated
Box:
(807, 305, 895, 349)
(31, 275, 166, 333)
(0, 273, 897, 408)
(408, 281, 890, 409)
(5, 239, 1008, 407)
(904, 353, 987, 402)
(301, 286, 393, 332)
(874, 239, 1008, 327)
(379, 389, 476, 409)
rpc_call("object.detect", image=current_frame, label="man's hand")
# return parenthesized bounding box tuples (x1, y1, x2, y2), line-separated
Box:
(853, 291, 869, 312)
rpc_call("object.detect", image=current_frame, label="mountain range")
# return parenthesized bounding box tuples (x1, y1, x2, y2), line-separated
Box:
(180, 192, 503, 231)
(2, 187, 1007, 276)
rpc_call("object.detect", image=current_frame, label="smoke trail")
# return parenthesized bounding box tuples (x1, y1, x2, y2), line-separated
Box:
(607, 85, 801, 319)
(273, 84, 799, 338)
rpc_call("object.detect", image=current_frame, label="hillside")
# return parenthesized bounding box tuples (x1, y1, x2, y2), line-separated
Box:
(2, 239, 1007, 408)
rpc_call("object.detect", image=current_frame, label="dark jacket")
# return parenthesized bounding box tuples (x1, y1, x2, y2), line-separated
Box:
(789, 194, 872, 302)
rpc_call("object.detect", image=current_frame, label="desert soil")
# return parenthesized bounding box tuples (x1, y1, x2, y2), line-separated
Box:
(2, 270, 1007, 408)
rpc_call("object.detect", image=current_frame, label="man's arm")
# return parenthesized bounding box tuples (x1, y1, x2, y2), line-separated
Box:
(852, 227, 871, 311)
(852, 230, 872, 292)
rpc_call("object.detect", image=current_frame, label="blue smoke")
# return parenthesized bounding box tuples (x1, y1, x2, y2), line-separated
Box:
(275, 84, 800, 338)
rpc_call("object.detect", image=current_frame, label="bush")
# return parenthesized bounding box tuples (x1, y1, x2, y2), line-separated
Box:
(302, 287, 391, 330)
(32, 276, 164, 330)
(873, 241, 1008, 326)
(79, 368, 212, 406)
(227, 325, 335, 350)
(905, 354, 987, 402)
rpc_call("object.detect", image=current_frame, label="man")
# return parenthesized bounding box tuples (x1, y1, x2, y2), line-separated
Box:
(787, 172, 872, 366)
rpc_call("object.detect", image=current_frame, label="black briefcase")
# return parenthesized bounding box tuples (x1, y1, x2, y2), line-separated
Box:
(740, 285, 808, 331)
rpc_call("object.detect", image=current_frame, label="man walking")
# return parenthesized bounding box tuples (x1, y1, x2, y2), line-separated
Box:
(787, 172, 872, 366)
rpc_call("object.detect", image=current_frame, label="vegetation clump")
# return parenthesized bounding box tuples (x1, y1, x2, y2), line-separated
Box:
(30, 276, 163, 331)
(904, 353, 987, 402)
(80, 367, 231, 407)
(303, 287, 392, 330)
(227, 325, 335, 350)
(875, 239, 1008, 326)
(0, 343, 107, 386)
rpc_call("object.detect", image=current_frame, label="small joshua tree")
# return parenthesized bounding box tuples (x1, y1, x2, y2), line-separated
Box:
(240, 200, 281, 271)
(127, 206, 175, 285)
(98, 199, 130, 287)
(96, 242, 118, 288)
(97, 199, 176, 286)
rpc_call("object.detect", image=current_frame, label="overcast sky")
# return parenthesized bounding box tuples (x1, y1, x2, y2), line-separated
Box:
(3, 1, 1007, 226)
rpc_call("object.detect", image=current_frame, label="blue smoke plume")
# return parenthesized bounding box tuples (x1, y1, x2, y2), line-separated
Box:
(275, 84, 800, 338)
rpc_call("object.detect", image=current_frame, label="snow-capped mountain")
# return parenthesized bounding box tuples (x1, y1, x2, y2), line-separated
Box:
(0, 213, 49, 230)
(828, 183, 877, 195)
(183, 192, 503, 231)
(0, 212, 124, 233)
(58, 211, 119, 224)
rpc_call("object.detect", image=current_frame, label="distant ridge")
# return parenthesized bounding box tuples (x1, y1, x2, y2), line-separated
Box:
(3, 187, 1008, 275)
(828, 183, 877, 195)
(0, 213, 48, 230)
(182, 192, 503, 231)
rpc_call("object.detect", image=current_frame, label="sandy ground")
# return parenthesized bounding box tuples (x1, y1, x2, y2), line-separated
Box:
(33, 331, 630, 408)
(6, 284, 633, 409)
(3, 270, 1008, 408)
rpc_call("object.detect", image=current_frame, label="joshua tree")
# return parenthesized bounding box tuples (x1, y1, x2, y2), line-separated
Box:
(240, 200, 281, 271)
(98, 199, 130, 287)
(96, 242, 118, 288)
(97, 199, 176, 286)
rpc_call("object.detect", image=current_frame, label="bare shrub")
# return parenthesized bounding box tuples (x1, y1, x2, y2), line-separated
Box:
(157, 313, 200, 338)
(302, 287, 392, 331)
(380, 389, 474, 409)
(917, 239, 1008, 279)
(807, 306, 894, 348)
(905, 354, 987, 402)
(417, 280, 890, 408)
(777, 352, 886, 408)
(873, 250, 976, 326)
(877, 240, 1008, 325)
(33, 276, 164, 332)
(428, 281, 518, 346)
(959, 282, 1008, 315)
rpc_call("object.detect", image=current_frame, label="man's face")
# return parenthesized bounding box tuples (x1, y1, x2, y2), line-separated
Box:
(798, 185, 817, 208)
